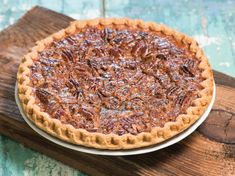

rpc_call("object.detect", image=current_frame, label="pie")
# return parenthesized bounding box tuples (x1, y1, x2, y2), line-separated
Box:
(17, 18, 214, 150)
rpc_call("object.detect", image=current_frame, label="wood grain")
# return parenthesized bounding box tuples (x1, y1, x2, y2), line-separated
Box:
(0, 6, 234, 176)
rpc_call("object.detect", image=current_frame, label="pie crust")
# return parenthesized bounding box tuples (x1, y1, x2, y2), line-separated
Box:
(17, 18, 214, 150)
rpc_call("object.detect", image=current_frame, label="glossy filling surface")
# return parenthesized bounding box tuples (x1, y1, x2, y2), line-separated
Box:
(30, 26, 203, 135)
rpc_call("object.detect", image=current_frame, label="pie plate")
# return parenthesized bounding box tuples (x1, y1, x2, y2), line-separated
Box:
(15, 83, 216, 156)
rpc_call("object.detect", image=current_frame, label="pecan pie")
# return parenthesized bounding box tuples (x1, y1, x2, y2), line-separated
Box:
(17, 18, 214, 149)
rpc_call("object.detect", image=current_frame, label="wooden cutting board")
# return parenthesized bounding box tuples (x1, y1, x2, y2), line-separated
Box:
(0, 6, 234, 176)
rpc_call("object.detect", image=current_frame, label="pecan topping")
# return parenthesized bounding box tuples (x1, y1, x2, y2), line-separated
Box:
(126, 97, 144, 111)
(65, 36, 76, 45)
(175, 94, 190, 106)
(54, 109, 68, 120)
(74, 89, 84, 100)
(99, 81, 116, 97)
(88, 58, 112, 71)
(68, 79, 80, 88)
(114, 86, 130, 101)
(62, 50, 74, 62)
(131, 41, 146, 56)
(31, 26, 203, 135)
(140, 45, 149, 58)
(166, 86, 180, 96)
(102, 28, 113, 43)
(109, 48, 121, 58)
(186, 59, 195, 67)
(156, 54, 166, 60)
(79, 106, 95, 119)
(92, 48, 105, 57)
(103, 97, 120, 109)
(35, 89, 51, 104)
(181, 65, 194, 77)
(113, 37, 122, 45)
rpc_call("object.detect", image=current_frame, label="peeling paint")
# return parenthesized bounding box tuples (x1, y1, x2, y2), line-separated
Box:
(219, 62, 230, 67)
(193, 35, 222, 47)
(24, 154, 86, 176)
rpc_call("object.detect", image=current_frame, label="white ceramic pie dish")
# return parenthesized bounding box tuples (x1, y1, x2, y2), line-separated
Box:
(15, 83, 215, 156)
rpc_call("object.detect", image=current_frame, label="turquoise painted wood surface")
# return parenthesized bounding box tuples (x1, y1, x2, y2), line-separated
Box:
(0, 0, 235, 175)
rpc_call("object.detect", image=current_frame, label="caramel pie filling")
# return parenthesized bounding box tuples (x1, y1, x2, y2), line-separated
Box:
(30, 26, 203, 135)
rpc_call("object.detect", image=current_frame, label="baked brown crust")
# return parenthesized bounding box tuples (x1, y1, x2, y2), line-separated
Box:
(17, 18, 214, 150)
